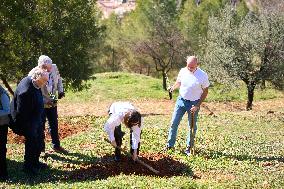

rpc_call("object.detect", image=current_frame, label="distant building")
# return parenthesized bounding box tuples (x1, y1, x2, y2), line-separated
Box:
(97, 0, 136, 18)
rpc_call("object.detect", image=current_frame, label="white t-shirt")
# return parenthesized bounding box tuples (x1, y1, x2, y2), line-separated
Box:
(177, 67, 210, 101)
(104, 102, 142, 150)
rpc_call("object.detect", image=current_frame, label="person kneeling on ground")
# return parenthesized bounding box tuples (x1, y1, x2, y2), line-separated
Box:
(104, 102, 142, 162)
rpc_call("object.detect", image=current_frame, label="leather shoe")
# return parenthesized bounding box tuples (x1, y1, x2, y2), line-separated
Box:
(184, 147, 191, 156)
(114, 156, 121, 162)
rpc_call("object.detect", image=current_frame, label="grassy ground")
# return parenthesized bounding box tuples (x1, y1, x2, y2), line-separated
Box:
(1, 72, 284, 188)
(62, 72, 284, 103)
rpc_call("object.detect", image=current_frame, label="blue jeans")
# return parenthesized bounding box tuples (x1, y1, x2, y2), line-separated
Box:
(41, 106, 60, 150)
(167, 96, 199, 148)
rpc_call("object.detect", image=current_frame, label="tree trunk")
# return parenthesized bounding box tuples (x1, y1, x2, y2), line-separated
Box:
(112, 48, 115, 72)
(0, 77, 14, 96)
(162, 71, 167, 91)
(246, 82, 256, 110)
(260, 79, 266, 90)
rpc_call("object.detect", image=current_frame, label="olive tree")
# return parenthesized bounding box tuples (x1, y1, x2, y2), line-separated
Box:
(204, 6, 284, 110)
(123, 0, 190, 90)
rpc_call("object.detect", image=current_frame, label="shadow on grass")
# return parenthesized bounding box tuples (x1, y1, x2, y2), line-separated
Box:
(199, 149, 284, 163)
(5, 151, 100, 185)
(4, 152, 193, 185)
(141, 113, 167, 117)
(43, 151, 98, 165)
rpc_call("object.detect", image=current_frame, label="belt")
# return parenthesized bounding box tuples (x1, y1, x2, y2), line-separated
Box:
(180, 97, 199, 102)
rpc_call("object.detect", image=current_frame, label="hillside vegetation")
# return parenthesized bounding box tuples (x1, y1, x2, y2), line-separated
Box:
(2, 72, 284, 189)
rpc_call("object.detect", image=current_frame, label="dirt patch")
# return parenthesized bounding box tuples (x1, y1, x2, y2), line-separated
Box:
(7, 131, 25, 144)
(7, 116, 91, 144)
(7, 98, 283, 144)
(58, 98, 284, 117)
(66, 152, 192, 180)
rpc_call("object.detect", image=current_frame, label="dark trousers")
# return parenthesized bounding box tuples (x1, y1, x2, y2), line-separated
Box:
(41, 106, 60, 151)
(24, 122, 42, 168)
(0, 125, 8, 177)
(114, 125, 123, 158)
(114, 125, 140, 158)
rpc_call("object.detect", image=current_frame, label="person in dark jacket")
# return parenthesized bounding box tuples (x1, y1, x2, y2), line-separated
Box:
(29, 55, 67, 154)
(0, 85, 10, 181)
(10, 68, 49, 175)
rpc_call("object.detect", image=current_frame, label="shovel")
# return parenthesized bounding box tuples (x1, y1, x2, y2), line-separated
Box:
(189, 111, 195, 155)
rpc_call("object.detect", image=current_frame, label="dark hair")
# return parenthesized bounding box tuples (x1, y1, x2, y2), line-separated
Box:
(124, 110, 141, 128)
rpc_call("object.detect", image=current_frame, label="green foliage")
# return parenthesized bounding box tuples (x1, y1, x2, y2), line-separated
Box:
(179, 0, 230, 54)
(92, 14, 126, 73)
(205, 6, 284, 86)
(203, 6, 284, 109)
(120, 0, 190, 89)
(0, 0, 103, 89)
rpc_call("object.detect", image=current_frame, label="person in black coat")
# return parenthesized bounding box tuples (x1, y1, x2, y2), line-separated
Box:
(10, 68, 49, 175)
(0, 85, 10, 181)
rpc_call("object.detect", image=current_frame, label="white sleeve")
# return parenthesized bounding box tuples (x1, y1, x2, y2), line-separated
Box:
(201, 73, 210, 89)
(176, 69, 183, 83)
(53, 65, 64, 93)
(131, 125, 141, 150)
(104, 114, 122, 142)
(57, 76, 64, 93)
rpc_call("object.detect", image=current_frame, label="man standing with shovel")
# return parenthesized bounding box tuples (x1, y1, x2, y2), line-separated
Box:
(166, 56, 209, 156)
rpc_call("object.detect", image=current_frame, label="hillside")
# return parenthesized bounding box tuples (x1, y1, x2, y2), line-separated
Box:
(2, 72, 284, 189)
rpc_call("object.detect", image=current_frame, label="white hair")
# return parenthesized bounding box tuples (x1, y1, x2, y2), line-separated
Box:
(186, 56, 198, 64)
(30, 67, 49, 80)
(38, 55, 52, 68)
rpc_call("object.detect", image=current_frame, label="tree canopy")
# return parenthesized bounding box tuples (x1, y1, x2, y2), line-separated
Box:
(119, 0, 190, 90)
(0, 0, 103, 91)
(204, 6, 284, 110)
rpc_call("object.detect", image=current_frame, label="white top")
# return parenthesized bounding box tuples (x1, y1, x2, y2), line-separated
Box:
(177, 67, 210, 101)
(104, 102, 142, 150)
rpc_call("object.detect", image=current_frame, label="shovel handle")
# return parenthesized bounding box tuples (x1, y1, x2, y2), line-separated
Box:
(190, 111, 195, 155)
